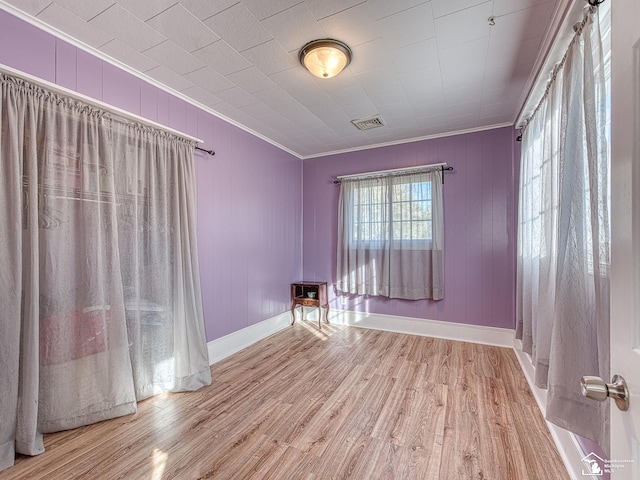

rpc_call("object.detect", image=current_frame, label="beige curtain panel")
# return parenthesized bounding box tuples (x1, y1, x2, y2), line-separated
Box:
(0, 73, 211, 472)
(336, 169, 445, 300)
(516, 5, 610, 452)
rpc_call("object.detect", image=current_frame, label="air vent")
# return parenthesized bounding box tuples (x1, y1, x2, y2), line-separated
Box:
(351, 114, 385, 131)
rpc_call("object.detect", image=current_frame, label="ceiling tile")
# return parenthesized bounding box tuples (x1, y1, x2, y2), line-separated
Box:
(313, 69, 358, 93)
(215, 86, 259, 108)
(241, 105, 301, 137)
(269, 67, 326, 104)
(284, 103, 328, 128)
(304, 0, 366, 21)
(410, 88, 447, 110)
(376, 101, 413, 120)
(142, 40, 205, 75)
(261, 3, 325, 52)
(356, 75, 407, 106)
(376, 3, 435, 49)
(241, 40, 298, 76)
(252, 86, 297, 109)
(340, 101, 379, 119)
(183, 66, 235, 93)
(439, 38, 489, 91)
(37, 3, 113, 48)
(434, 2, 492, 49)
(89, 4, 166, 51)
(146, 4, 219, 52)
(115, 0, 177, 21)
(179, 0, 239, 20)
(486, 36, 532, 70)
(54, 0, 115, 20)
(227, 66, 276, 93)
(391, 37, 439, 74)
(100, 38, 159, 72)
(493, 0, 552, 17)
(477, 112, 512, 124)
(479, 101, 514, 118)
(318, 3, 380, 48)
(181, 85, 223, 108)
(329, 84, 371, 106)
(211, 102, 255, 124)
(242, 0, 304, 21)
(348, 38, 392, 75)
(446, 113, 481, 130)
(488, 1, 555, 48)
(2, 0, 53, 16)
(482, 84, 524, 105)
(443, 85, 481, 106)
(380, 109, 417, 129)
(354, 66, 401, 93)
(203, 3, 273, 52)
(484, 36, 541, 85)
(431, 0, 491, 19)
(145, 65, 194, 91)
(414, 113, 449, 129)
(399, 69, 444, 105)
(367, 0, 429, 20)
(192, 41, 251, 76)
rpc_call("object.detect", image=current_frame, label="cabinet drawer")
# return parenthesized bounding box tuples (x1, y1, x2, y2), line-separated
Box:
(296, 298, 318, 307)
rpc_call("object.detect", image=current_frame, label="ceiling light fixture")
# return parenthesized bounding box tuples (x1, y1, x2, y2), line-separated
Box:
(299, 39, 352, 79)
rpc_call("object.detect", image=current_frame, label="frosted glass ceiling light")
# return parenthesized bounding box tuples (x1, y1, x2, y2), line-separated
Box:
(299, 39, 352, 79)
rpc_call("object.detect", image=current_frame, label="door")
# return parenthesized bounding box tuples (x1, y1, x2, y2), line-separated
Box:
(610, 0, 640, 472)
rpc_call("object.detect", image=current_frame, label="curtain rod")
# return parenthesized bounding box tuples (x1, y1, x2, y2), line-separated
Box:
(334, 163, 453, 184)
(195, 146, 215, 156)
(518, 1, 605, 130)
(0, 63, 210, 149)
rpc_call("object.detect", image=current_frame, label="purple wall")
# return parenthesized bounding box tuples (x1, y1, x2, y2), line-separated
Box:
(0, 10, 303, 342)
(303, 127, 519, 329)
(0, 8, 520, 336)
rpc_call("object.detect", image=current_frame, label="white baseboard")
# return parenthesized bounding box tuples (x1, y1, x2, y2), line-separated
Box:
(328, 308, 515, 347)
(207, 311, 291, 365)
(513, 340, 589, 480)
(207, 308, 514, 366)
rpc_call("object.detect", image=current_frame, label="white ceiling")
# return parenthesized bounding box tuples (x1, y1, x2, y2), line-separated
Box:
(0, 0, 563, 158)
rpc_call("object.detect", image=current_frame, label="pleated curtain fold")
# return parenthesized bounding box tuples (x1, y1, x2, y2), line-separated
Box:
(0, 73, 211, 472)
(516, 5, 610, 451)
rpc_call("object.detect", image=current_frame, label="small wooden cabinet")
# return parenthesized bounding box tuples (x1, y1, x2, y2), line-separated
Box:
(291, 281, 329, 329)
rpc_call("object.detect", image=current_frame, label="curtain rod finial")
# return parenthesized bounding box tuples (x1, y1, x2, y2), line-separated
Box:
(195, 146, 215, 156)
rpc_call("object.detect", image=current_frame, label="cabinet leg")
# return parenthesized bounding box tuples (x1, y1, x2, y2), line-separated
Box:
(325, 304, 329, 324)
(290, 302, 296, 325)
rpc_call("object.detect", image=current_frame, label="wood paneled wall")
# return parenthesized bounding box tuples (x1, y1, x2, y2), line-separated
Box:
(0, 9, 303, 342)
(302, 127, 519, 329)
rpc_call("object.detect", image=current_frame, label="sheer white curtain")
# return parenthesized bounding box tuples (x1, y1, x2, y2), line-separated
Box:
(0, 73, 211, 471)
(336, 169, 444, 300)
(516, 5, 610, 450)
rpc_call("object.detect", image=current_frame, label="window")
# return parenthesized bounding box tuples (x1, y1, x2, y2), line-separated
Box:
(336, 168, 444, 300)
(515, 2, 610, 448)
(352, 179, 433, 245)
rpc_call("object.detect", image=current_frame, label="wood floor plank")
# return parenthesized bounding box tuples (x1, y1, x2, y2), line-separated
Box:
(4, 324, 570, 479)
(260, 446, 319, 480)
(290, 365, 370, 457)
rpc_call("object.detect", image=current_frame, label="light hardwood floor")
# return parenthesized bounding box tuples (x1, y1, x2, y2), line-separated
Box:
(5, 322, 569, 479)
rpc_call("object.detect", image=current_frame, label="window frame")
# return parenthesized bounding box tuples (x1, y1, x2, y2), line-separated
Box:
(349, 176, 435, 250)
